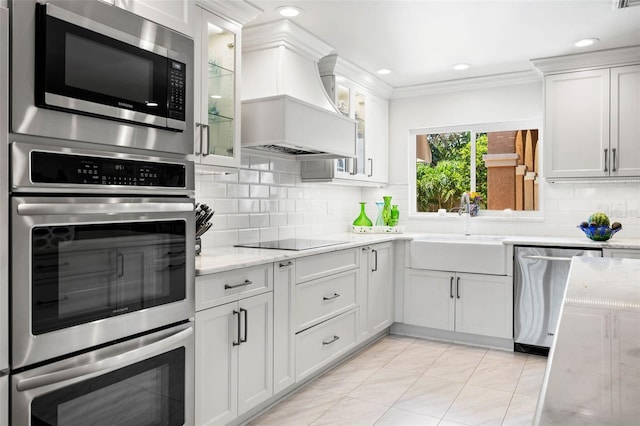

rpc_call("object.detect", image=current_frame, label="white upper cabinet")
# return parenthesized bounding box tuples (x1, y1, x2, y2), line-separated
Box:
(611, 65, 640, 177)
(114, 0, 193, 37)
(192, 1, 261, 170)
(534, 46, 640, 180)
(301, 54, 392, 185)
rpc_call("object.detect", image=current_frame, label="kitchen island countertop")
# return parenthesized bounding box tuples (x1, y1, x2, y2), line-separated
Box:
(534, 256, 640, 425)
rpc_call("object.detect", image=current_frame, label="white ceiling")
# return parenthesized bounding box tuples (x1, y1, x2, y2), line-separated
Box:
(245, 0, 640, 88)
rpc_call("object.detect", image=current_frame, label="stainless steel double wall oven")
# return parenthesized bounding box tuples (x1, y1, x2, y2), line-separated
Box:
(8, 1, 195, 425)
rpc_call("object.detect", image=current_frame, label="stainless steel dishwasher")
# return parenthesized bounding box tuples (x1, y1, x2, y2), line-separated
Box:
(513, 246, 602, 355)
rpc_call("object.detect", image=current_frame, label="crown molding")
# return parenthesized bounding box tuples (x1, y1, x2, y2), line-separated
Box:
(531, 45, 640, 74)
(392, 70, 541, 99)
(242, 19, 334, 62)
(196, 0, 262, 26)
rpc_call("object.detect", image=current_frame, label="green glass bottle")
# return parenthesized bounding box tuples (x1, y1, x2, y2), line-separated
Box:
(353, 202, 373, 226)
(389, 205, 399, 226)
(382, 196, 392, 225)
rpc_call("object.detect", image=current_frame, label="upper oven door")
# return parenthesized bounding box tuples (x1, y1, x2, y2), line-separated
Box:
(11, 196, 195, 369)
(11, 0, 193, 156)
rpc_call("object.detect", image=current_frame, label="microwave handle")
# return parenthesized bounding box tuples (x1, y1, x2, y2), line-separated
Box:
(16, 327, 193, 392)
(17, 202, 194, 216)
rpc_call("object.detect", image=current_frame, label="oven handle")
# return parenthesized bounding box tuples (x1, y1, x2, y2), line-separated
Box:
(17, 202, 194, 216)
(16, 327, 193, 392)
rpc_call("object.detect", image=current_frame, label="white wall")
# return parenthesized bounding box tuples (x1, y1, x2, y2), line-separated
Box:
(363, 79, 640, 239)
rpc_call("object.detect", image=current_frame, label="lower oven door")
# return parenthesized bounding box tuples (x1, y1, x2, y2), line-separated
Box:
(11, 196, 195, 369)
(11, 321, 194, 426)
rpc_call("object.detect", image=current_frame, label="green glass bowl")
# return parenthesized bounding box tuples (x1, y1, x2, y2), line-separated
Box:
(578, 224, 621, 241)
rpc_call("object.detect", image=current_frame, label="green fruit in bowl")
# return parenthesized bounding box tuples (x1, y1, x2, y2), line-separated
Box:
(588, 212, 610, 227)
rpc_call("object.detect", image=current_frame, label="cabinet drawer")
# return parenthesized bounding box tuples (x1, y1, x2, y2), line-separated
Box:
(196, 264, 273, 311)
(295, 309, 357, 381)
(294, 269, 358, 332)
(295, 248, 359, 283)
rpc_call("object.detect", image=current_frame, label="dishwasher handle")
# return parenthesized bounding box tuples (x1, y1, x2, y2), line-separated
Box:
(521, 255, 573, 262)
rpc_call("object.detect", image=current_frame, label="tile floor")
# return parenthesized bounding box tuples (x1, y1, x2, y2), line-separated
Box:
(249, 335, 547, 426)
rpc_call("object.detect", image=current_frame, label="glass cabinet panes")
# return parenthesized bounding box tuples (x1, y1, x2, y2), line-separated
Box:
(336, 84, 350, 116)
(202, 15, 237, 161)
(354, 92, 366, 175)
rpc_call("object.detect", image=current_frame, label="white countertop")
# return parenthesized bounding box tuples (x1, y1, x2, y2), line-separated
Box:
(195, 233, 414, 275)
(534, 256, 640, 425)
(195, 232, 640, 276)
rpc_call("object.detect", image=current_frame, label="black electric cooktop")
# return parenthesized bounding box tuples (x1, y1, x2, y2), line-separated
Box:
(234, 238, 348, 251)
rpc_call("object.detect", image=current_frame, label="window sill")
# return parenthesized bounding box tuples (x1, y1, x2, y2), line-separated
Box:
(409, 211, 544, 222)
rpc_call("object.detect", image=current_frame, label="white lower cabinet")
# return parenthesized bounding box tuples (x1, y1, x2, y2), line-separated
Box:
(358, 243, 394, 341)
(195, 292, 273, 426)
(404, 269, 512, 339)
(295, 309, 358, 381)
(273, 260, 295, 394)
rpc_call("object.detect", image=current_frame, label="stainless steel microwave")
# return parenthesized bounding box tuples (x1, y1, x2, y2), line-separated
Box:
(11, 0, 194, 156)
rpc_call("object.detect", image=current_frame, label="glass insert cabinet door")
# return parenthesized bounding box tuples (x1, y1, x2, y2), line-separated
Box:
(196, 9, 241, 167)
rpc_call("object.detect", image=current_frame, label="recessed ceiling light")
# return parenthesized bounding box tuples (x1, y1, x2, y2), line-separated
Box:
(574, 38, 599, 48)
(376, 69, 391, 75)
(276, 6, 302, 17)
(453, 63, 470, 71)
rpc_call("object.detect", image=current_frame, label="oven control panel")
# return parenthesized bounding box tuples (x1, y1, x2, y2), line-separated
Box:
(30, 151, 186, 188)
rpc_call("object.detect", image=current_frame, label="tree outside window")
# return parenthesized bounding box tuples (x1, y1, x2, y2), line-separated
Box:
(415, 128, 539, 213)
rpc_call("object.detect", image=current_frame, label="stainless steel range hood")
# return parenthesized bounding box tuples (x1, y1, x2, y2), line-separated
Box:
(241, 20, 356, 159)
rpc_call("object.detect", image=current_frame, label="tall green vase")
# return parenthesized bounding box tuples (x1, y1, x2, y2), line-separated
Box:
(382, 196, 392, 225)
(353, 202, 373, 226)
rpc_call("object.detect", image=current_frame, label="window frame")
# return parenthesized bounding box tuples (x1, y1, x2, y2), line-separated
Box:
(408, 119, 543, 219)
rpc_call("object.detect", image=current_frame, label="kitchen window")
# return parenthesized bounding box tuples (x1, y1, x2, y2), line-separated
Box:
(411, 122, 541, 216)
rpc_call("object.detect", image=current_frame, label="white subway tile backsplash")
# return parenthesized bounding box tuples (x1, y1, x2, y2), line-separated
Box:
(279, 199, 296, 212)
(211, 199, 238, 214)
(214, 173, 239, 183)
(250, 184, 270, 199)
(227, 214, 250, 229)
(249, 156, 270, 170)
(260, 200, 279, 213)
(270, 186, 287, 199)
(198, 181, 227, 198)
(259, 227, 279, 242)
(260, 171, 277, 185)
(250, 214, 270, 228)
(227, 184, 249, 198)
(288, 187, 305, 199)
(238, 228, 260, 243)
(239, 169, 260, 184)
(278, 173, 298, 186)
(238, 199, 260, 213)
(269, 213, 288, 227)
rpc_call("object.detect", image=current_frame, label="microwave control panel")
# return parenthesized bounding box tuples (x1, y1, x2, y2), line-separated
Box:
(30, 151, 186, 188)
(167, 60, 186, 121)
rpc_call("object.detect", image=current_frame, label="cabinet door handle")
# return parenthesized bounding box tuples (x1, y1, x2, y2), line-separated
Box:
(279, 261, 293, 268)
(225, 279, 252, 290)
(372, 249, 378, 272)
(322, 335, 340, 345)
(240, 308, 248, 343)
(604, 148, 608, 172)
(612, 148, 617, 172)
(456, 276, 460, 299)
(202, 124, 210, 156)
(450, 277, 454, 299)
(195, 122, 202, 155)
(368, 158, 373, 177)
(323, 293, 340, 301)
(232, 310, 241, 346)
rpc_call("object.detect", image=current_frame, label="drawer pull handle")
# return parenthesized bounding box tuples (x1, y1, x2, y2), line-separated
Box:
(322, 335, 340, 346)
(225, 279, 252, 290)
(279, 261, 293, 268)
(323, 293, 340, 301)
